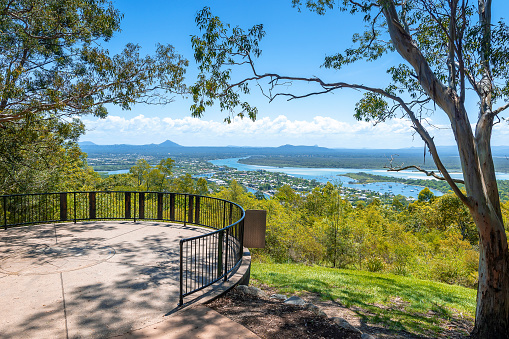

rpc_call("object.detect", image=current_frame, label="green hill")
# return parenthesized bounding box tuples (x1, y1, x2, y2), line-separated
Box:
(251, 262, 476, 337)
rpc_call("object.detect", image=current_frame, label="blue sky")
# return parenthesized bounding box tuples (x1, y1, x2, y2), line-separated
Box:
(80, 0, 509, 148)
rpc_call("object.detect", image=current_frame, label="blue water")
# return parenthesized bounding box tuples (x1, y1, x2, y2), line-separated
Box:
(208, 158, 451, 199)
(104, 169, 129, 175)
(102, 157, 509, 200)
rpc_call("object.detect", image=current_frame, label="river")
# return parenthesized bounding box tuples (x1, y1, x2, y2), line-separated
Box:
(209, 157, 447, 199)
(104, 157, 509, 200)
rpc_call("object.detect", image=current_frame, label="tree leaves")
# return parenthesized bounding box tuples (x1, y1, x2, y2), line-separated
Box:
(0, 0, 188, 126)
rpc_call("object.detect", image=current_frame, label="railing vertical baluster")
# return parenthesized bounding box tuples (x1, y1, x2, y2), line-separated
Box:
(3, 195, 6, 229)
(217, 230, 223, 279)
(73, 192, 77, 223)
(134, 192, 137, 222)
(224, 228, 229, 282)
(179, 239, 184, 306)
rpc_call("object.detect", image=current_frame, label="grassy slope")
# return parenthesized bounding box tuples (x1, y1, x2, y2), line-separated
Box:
(251, 262, 476, 336)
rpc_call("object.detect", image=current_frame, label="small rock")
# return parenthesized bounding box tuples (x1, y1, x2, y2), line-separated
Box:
(236, 285, 267, 298)
(236, 285, 250, 294)
(361, 334, 375, 339)
(331, 317, 362, 334)
(283, 296, 306, 305)
(304, 303, 327, 318)
(270, 294, 287, 301)
(248, 286, 267, 298)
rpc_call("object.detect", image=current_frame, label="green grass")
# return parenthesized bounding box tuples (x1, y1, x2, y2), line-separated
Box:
(251, 262, 476, 337)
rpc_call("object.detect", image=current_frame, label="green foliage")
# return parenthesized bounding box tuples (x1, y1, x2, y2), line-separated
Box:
(97, 173, 136, 191)
(418, 187, 435, 203)
(190, 7, 261, 122)
(0, 117, 99, 194)
(0, 0, 187, 126)
(354, 92, 391, 122)
(170, 173, 208, 195)
(245, 183, 480, 289)
(0, 0, 188, 195)
(130, 159, 152, 189)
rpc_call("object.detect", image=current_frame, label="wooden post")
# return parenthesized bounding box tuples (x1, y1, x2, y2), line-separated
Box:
(243, 210, 267, 248)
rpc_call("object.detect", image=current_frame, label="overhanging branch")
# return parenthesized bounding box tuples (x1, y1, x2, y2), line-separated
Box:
(386, 164, 465, 184)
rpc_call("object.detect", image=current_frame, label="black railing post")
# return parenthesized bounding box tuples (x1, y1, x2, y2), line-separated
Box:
(157, 193, 163, 220)
(179, 239, 184, 306)
(73, 192, 76, 223)
(3, 195, 6, 229)
(188, 195, 194, 224)
(59, 193, 67, 221)
(139, 192, 145, 220)
(89, 192, 96, 219)
(133, 192, 137, 222)
(170, 193, 175, 221)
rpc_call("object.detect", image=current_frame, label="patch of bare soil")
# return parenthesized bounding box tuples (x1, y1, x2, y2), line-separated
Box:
(207, 288, 361, 339)
(207, 286, 474, 339)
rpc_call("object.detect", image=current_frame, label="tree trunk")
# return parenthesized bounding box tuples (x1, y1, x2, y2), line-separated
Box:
(453, 107, 509, 337)
(470, 205, 509, 338)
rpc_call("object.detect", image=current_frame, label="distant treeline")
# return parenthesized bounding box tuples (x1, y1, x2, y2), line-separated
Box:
(239, 154, 509, 173)
(344, 172, 457, 193)
(343, 172, 509, 201)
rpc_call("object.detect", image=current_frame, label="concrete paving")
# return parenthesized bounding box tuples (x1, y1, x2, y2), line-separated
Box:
(0, 221, 256, 338)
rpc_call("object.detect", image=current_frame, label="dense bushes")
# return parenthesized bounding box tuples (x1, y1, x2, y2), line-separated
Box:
(215, 181, 482, 289)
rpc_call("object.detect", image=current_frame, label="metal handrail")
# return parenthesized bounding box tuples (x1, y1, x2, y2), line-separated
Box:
(0, 191, 245, 306)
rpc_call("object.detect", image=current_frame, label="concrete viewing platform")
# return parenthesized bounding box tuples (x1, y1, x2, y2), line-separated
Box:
(0, 221, 253, 338)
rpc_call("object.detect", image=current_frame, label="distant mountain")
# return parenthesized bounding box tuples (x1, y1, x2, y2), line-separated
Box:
(158, 140, 182, 147)
(77, 139, 509, 160)
(79, 141, 96, 146)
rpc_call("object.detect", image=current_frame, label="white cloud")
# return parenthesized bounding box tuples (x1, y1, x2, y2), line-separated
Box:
(80, 114, 509, 148)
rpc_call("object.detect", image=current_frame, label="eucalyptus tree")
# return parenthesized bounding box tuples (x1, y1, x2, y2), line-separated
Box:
(0, 0, 187, 193)
(189, 1, 509, 336)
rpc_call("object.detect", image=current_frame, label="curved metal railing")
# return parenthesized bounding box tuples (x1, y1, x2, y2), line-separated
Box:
(0, 191, 245, 305)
